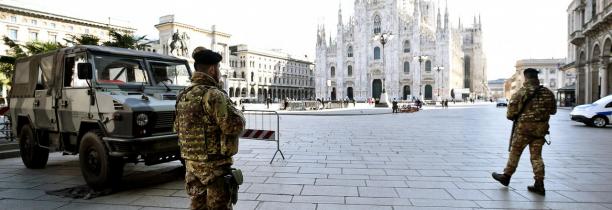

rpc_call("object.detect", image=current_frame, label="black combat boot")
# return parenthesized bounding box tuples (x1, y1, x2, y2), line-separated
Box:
(527, 180, 545, 196)
(491, 172, 511, 186)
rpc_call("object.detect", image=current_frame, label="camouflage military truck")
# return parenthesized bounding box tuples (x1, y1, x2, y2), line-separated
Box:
(9, 46, 191, 190)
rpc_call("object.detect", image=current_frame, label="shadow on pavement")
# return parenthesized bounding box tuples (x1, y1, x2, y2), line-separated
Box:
(46, 165, 185, 199)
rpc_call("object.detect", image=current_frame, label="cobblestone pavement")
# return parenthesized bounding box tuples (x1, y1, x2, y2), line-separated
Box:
(1, 105, 611, 210)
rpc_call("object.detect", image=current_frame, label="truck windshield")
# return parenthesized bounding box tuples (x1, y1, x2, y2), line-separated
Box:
(150, 61, 190, 87)
(94, 55, 149, 85)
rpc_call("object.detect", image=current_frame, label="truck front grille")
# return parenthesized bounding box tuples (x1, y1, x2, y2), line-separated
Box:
(155, 111, 175, 129)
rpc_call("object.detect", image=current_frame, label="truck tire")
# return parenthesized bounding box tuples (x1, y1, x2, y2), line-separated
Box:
(19, 124, 49, 169)
(79, 130, 124, 190)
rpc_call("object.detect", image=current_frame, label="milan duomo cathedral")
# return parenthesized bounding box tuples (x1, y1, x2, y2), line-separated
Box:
(315, 0, 488, 102)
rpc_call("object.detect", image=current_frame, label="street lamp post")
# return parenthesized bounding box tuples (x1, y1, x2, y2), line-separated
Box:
(434, 66, 445, 101)
(372, 32, 394, 107)
(413, 55, 429, 100)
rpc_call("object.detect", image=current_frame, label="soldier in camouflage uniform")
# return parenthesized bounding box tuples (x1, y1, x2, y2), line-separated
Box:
(492, 68, 556, 196)
(175, 47, 245, 209)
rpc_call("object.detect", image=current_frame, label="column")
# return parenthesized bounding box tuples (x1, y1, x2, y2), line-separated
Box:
(601, 58, 609, 97)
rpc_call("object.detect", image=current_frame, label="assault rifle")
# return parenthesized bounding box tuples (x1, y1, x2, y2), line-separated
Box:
(508, 86, 543, 152)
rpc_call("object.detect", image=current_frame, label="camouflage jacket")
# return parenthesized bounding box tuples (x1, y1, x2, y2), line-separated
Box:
(507, 79, 557, 137)
(175, 72, 245, 163)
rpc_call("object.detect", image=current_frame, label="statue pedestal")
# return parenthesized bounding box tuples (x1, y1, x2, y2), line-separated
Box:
(375, 92, 390, 108)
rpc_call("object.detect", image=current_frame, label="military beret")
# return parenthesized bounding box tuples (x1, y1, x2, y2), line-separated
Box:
(192, 47, 222, 65)
(523, 68, 539, 78)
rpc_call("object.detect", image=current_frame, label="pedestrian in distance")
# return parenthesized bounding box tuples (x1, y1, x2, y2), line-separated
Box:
(392, 98, 398, 113)
(175, 47, 245, 209)
(492, 68, 557, 196)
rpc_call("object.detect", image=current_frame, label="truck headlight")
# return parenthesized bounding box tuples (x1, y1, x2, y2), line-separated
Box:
(136, 113, 149, 127)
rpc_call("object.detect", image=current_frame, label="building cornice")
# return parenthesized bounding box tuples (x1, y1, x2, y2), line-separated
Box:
(0, 4, 135, 32)
(155, 22, 232, 38)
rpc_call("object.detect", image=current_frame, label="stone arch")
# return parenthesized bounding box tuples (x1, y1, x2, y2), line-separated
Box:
(250, 87, 256, 98)
(347, 46, 354, 57)
(229, 87, 234, 97)
(241, 88, 247, 97)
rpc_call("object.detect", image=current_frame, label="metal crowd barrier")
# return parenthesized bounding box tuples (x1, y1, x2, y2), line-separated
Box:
(241, 110, 285, 164)
(0, 107, 13, 141)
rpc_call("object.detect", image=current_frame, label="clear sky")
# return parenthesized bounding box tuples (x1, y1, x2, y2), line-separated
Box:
(2, 0, 571, 80)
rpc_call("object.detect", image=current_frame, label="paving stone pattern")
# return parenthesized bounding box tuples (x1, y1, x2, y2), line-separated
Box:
(0, 105, 611, 209)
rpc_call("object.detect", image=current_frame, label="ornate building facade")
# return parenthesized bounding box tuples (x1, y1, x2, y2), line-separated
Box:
(153, 16, 315, 101)
(228, 45, 315, 102)
(565, 0, 611, 105)
(315, 0, 487, 102)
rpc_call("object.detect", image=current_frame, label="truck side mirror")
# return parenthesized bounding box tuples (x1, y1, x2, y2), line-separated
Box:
(77, 63, 93, 80)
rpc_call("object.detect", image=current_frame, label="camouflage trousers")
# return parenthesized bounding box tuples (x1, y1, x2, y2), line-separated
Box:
(503, 133, 545, 181)
(185, 162, 232, 210)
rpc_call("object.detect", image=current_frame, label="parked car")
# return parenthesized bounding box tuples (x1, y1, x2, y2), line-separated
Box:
(570, 95, 612, 128)
(496, 98, 508, 107)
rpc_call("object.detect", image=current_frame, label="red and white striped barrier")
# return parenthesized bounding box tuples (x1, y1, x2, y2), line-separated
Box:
(240, 129, 276, 140)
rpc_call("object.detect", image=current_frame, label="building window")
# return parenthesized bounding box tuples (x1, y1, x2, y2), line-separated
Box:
(10, 16, 17, 23)
(373, 15, 381, 34)
(31, 20, 37, 25)
(425, 60, 432, 72)
(374, 47, 381, 60)
(233, 72, 237, 78)
(403, 40, 411, 53)
(592, 0, 597, 20)
(251, 72, 254, 81)
(8, 29, 18, 40)
(49, 34, 57, 42)
(29, 31, 38, 41)
(404, 61, 410, 73)
(242, 72, 245, 78)
(331, 67, 336, 77)
(347, 46, 353, 57)
(348, 65, 353, 77)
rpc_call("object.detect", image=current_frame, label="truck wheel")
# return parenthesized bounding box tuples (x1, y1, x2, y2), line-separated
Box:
(592, 116, 608, 128)
(19, 124, 49, 169)
(79, 130, 124, 190)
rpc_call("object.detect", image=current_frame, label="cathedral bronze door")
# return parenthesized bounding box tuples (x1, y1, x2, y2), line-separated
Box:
(331, 87, 337, 100)
(425, 85, 433, 100)
(372, 79, 382, 101)
(403, 85, 410, 100)
(347, 87, 354, 100)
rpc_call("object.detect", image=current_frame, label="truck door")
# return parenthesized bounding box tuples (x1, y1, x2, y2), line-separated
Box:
(33, 55, 58, 132)
(57, 53, 90, 134)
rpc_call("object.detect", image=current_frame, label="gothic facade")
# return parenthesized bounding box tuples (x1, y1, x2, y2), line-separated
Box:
(315, 0, 487, 101)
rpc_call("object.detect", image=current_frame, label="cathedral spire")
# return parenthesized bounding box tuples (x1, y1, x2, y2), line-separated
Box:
(338, 0, 343, 26)
(444, 0, 449, 30)
(414, 0, 421, 21)
(437, 4, 442, 30)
